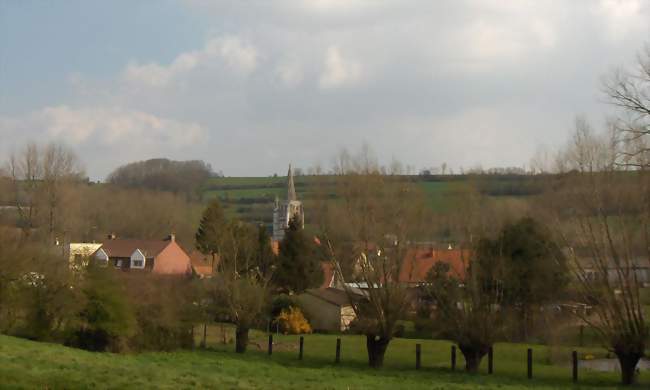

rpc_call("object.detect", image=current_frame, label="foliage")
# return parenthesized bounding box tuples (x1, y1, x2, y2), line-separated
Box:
(107, 158, 212, 200)
(276, 307, 312, 334)
(480, 217, 568, 341)
(122, 274, 196, 351)
(195, 199, 228, 259)
(68, 265, 135, 352)
(196, 201, 272, 353)
(274, 217, 322, 293)
(424, 249, 504, 373)
(270, 293, 295, 318)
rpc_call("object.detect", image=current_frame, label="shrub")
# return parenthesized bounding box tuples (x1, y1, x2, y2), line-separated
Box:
(270, 294, 294, 318)
(276, 307, 312, 334)
(68, 265, 135, 352)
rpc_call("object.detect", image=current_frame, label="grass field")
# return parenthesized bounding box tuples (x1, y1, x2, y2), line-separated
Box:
(2, 329, 648, 389)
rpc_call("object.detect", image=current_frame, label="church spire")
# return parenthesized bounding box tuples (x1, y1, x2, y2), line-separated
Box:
(287, 164, 297, 201)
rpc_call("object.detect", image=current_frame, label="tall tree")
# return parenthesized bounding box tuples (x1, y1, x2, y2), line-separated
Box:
(424, 246, 503, 373)
(274, 217, 322, 294)
(206, 219, 270, 353)
(195, 199, 228, 267)
(547, 119, 648, 385)
(496, 217, 568, 341)
(321, 147, 429, 368)
(603, 43, 649, 169)
(255, 224, 277, 277)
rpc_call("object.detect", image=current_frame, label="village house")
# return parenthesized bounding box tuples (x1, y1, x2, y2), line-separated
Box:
(398, 245, 471, 285)
(189, 250, 216, 278)
(296, 287, 363, 332)
(92, 234, 192, 275)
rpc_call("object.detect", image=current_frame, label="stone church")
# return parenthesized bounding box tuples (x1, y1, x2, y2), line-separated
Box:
(272, 165, 304, 241)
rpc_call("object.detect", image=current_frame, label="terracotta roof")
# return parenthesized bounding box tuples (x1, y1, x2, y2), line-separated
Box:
(189, 250, 215, 276)
(305, 287, 362, 307)
(98, 239, 170, 258)
(399, 247, 471, 283)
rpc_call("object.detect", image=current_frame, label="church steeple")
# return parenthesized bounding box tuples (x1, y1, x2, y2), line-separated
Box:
(287, 164, 297, 201)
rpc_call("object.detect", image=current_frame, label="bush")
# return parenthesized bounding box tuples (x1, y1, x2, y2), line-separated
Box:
(276, 307, 312, 334)
(270, 294, 295, 318)
(67, 265, 135, 352)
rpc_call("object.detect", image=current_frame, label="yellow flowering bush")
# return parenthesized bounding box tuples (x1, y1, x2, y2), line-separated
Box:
(277, 307, 312, 334)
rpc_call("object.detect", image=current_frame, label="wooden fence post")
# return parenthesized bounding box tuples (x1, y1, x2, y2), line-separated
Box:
(299, 336, 304, 360)
(268, 334, 273, 355)
(415, 344, 421, 369)
(488, 346, 493, 374)
(335, 338, 341, 364)
(572, 351, 578, 383)
(527, 348, 533, 379)
(451, 345, 457, 371)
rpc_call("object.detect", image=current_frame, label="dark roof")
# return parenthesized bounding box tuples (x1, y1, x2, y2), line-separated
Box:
(305, 287, 363, 307)
(98, 239, 170, 258)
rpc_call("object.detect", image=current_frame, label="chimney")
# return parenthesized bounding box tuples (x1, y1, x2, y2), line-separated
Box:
(168, 233, 176, 242)
(108, 233, 116, 240)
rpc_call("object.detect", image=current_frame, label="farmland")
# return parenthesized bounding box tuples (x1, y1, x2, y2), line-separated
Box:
(201, 174, 540, 225)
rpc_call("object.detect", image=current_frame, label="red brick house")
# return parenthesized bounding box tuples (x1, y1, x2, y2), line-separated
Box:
(399, 246, 471, 285)
(93, 234, 192, 275)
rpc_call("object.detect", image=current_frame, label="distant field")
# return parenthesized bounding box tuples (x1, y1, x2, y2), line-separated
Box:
(2, 330, 646, 389)
(201, 175, 489, 224)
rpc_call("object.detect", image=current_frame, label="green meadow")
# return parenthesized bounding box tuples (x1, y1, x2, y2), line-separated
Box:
(2, 329, 648, 389)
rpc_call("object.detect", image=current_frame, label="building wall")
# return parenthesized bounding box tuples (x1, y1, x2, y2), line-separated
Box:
(152, 241, 191, 275)
(296, 294, 342, 332)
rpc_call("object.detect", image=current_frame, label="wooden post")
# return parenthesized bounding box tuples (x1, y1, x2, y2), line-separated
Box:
(572, 351, 578, 383)
(488, 346, 493, 374)
(451, 345, 457, 371)
(202, 323, 207, 348)
(527, 348, 533, 379)
(415, 344, 421, 369)
(268, 334, 273, 355)
(299, 336, 304, 360)
(335, 338, 341, 364)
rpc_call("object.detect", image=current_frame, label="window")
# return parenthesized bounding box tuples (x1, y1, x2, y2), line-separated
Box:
(132, 260, 144, 268)
(115, 259, 123, 268)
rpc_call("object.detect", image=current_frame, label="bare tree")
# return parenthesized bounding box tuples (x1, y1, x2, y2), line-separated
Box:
(603, 44, 650, 168)
(8, 142, 41, 236)
(320, 149, 429, 368)
(548, 121, 648, 385)
(6, 142, 83, 240)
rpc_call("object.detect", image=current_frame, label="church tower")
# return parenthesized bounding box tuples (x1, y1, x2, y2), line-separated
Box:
(272, 164, 304, 241)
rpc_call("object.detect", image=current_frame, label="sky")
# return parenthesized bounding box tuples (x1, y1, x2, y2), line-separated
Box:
(1, 0, 649, 180)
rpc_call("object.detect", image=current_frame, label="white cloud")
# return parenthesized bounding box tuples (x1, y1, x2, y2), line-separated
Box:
(276, 60, 304, 86)
(595, 0, 647, 42)
(122, 36, 258, 87)
(47, 106, 204, 146)
(319, 46, 362, 89)
(0, 106, 206, 177)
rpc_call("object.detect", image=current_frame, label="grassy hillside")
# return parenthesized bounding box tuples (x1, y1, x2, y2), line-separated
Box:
(201, 174, 540, 225)
(2, 331, 647, 389)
